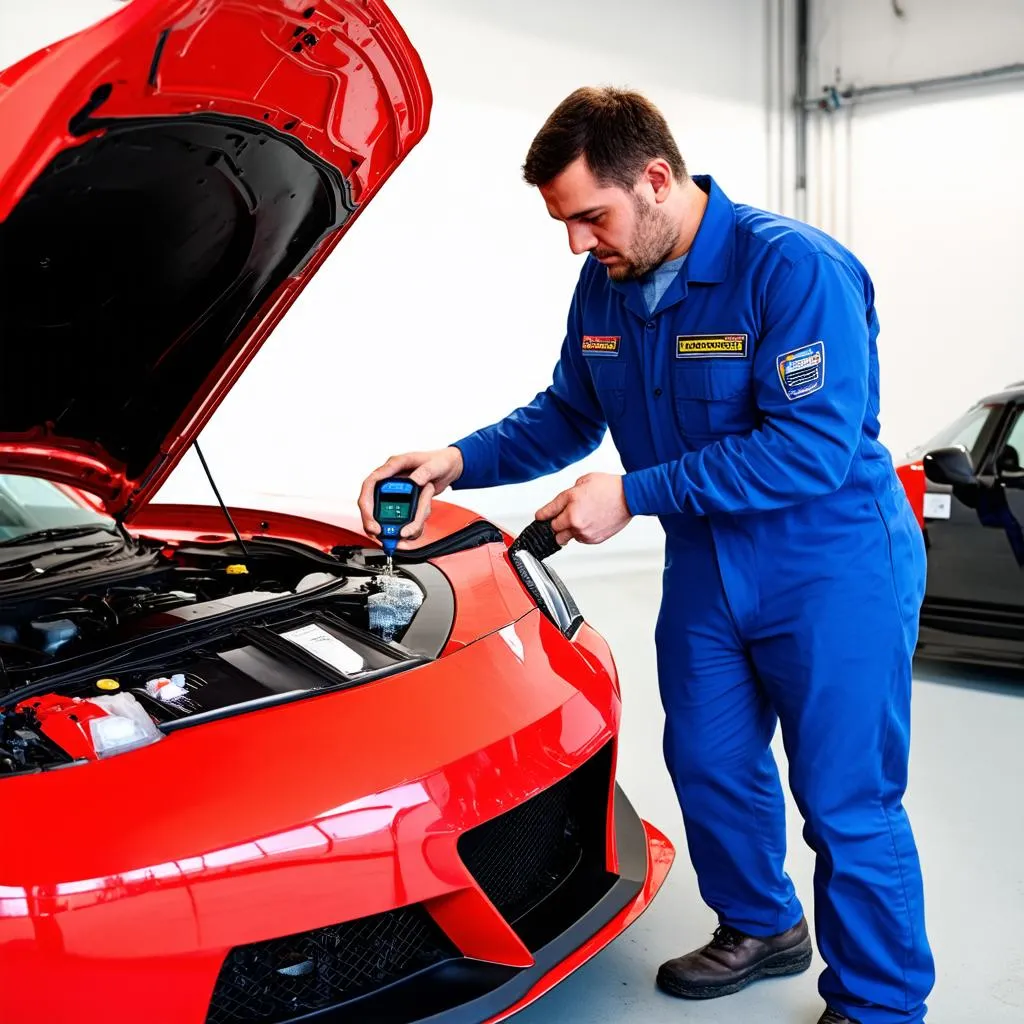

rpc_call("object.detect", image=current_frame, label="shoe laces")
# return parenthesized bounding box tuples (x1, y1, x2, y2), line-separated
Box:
(710, 924, 747, 950)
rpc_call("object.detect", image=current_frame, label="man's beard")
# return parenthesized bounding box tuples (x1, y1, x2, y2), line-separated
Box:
(598, 194, 680, 282)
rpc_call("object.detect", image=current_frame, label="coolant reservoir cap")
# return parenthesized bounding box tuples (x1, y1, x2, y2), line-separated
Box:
(96, 678, 120, 691)
(226, 564, 249, 575)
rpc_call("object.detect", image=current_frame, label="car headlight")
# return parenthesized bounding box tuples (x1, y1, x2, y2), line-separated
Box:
(510, 549, 583, 638)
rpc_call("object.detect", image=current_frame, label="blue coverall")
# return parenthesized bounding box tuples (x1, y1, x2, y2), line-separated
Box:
(451, 176, 934, 1023)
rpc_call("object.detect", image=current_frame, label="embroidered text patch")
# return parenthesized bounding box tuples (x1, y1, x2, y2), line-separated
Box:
(582, 335, 621, 356)
(676, 334, 749, 358)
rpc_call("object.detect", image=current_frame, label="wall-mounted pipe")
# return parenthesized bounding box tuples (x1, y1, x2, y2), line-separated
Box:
(805, 62, 1024, 112)
(765, 0, 775, 212)
(794, 0, 809, 220)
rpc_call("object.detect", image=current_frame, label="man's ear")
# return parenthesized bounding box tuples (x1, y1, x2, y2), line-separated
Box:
(643, 158, 674, 203)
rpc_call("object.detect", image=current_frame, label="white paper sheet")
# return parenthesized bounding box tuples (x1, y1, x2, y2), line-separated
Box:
(280, 624, 365, 675)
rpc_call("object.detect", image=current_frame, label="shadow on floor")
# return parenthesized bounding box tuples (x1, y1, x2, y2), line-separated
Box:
(914, 656, 1024, 696)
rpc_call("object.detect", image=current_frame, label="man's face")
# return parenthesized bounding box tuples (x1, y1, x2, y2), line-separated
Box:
(539, 156, 678, 281)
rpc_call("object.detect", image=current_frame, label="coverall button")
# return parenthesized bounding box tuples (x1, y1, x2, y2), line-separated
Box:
(654, 387, 663, 397)
(646, 321, 655, 330)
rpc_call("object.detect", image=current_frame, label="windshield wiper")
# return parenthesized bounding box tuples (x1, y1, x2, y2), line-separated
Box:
(0, 525, 120, 549)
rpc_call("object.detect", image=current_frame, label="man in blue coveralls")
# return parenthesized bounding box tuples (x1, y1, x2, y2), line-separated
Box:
(358, 88, 933, 1024)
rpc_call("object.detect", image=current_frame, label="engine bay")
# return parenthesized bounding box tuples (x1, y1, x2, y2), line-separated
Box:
(0, 537, 450, 776)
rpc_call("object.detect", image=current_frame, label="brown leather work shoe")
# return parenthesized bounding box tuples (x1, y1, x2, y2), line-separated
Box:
(819, 1009, 862, 1024)
(656, 917, 812, 999)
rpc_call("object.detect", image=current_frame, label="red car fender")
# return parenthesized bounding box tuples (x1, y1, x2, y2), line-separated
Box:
(896, 460, 926, 528)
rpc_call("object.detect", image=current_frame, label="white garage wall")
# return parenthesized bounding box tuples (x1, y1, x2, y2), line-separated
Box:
(2, 0, 773, 562)
(0, 0, 124, 67)
(805, 0, 1024, 462)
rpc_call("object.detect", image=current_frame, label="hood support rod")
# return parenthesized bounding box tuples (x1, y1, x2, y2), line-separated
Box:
(193, 441, 250, 562)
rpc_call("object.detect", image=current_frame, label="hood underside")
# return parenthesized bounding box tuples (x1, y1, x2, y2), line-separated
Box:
(0, 114, 349, 505)
(0, 0, 430, 518)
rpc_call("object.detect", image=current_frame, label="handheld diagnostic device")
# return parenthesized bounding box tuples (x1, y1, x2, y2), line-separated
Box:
(373, 478, 420, 563)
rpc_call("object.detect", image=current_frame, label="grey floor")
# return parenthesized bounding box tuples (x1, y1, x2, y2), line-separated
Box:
(514, 559, 1024, 1024)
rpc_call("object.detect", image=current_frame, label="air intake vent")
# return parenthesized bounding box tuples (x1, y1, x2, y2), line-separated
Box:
(206, 905, 458, 1024)
(458, 743, 614, 948)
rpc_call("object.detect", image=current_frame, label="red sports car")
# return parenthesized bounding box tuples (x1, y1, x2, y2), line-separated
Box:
(0, 3, 673, 1022)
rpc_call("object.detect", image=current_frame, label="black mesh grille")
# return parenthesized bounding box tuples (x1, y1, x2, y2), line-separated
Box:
(457, 745, 612, 932)
(206, 905, 458, 1024)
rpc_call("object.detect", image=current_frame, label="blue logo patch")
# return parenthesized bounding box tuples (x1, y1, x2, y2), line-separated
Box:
(776, 341, 825, 401)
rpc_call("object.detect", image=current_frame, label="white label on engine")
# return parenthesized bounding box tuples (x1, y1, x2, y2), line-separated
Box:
(923, 493, 952, 520)
(281, 624, 365, 675)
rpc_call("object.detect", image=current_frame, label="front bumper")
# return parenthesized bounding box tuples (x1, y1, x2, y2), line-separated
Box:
(200, 754, 672, 1024)
(1, 614, 673, 1024)
(238, 784, 672, 1024)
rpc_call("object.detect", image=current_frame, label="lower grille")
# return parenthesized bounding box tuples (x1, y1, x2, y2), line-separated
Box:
(458, 743, 613, 942)
(206, 905, 458, 1024)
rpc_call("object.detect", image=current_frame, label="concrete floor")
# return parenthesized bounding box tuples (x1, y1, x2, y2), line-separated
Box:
(515, 558, 1024, 1024)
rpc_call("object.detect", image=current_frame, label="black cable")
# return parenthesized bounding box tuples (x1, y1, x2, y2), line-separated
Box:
(192, 441, 251, 562)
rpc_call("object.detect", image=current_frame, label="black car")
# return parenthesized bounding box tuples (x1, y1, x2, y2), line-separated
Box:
(902, 381, 1024, 668)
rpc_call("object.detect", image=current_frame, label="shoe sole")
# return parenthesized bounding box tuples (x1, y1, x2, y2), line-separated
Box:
(655, 939, 813, 1000)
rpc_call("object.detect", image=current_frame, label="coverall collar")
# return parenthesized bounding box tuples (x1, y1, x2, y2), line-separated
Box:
(609, 174, 735, 320)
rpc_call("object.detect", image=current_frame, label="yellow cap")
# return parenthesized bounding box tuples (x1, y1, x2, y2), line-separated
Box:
(226, 564, 249, 575)
(96, 678, 120, 691)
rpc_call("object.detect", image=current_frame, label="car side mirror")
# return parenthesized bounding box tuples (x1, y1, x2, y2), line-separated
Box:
(922, 446, 979, 487)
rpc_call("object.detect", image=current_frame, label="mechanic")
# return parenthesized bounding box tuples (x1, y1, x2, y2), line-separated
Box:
(358, 87, 934, 1024)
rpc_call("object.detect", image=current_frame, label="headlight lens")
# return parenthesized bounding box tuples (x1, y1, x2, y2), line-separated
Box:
(510, 549, 583, 637)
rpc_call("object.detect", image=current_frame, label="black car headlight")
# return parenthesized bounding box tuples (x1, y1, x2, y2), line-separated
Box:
(510, 549, 583, 638)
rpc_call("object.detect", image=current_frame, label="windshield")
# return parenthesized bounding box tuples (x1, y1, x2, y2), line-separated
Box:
(907, 404, 995, 460)
(0, 475, 113, 543)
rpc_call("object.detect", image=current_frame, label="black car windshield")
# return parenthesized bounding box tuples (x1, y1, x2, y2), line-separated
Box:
(0, 474, 114, 543)
(908, 404, 994, 460)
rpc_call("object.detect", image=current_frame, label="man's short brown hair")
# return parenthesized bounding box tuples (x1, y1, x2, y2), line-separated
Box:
(523, 86, 687, 190)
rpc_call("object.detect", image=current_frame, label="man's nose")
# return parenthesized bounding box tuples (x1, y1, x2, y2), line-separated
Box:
(567, 223, 595, 255)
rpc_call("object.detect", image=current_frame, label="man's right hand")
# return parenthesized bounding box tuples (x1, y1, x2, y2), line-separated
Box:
(357, 447, 465, 548)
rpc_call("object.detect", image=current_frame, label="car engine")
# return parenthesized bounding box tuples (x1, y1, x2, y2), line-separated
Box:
(0, 539, 438, 776)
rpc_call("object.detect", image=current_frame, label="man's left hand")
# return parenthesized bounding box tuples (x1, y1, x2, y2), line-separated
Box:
(536, 473, 633, 547)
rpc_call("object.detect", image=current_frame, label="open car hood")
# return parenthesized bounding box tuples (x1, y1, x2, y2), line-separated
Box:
(0, 0, 430, 519)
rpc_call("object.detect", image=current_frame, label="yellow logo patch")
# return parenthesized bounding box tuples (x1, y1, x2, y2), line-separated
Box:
(676, 334, 749, 359)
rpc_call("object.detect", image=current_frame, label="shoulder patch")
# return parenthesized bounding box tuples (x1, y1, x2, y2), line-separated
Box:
(776, 341, 825, 400)
(582, 335, 620, 357)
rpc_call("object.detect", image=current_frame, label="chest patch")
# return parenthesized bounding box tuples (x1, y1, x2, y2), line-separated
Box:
(582, 335, 621, 357)
(676, 334, 748, 358)
(777, 341, 825, 400)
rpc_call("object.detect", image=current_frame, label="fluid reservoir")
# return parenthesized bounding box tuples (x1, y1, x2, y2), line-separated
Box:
(28, 617, 79, 656)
